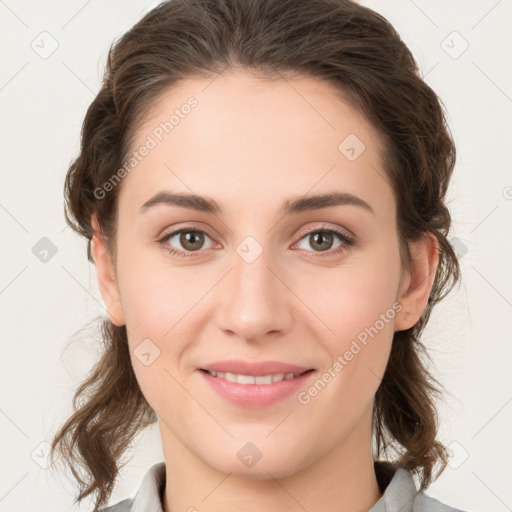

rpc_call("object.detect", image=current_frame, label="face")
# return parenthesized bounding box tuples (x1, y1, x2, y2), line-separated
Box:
(92, 69, 436, 478)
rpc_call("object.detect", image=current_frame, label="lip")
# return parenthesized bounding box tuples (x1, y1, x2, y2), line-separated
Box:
(199, 369, 316, 408)
(197, 360, 316, 408)
(199, 359, 314, 376)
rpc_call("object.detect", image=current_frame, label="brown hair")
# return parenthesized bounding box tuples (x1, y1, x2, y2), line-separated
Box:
(50, 0, 461, 508)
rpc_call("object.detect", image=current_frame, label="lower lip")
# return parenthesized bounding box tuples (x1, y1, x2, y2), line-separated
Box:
(198, 369, 316, 408)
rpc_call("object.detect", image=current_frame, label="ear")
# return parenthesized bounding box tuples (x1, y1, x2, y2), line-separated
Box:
(394, 232, 439, 332)
(90, 213, 125, 326)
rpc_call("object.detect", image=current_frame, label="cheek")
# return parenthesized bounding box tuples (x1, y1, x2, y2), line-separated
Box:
(120, 269, 195, 377)
(113, 241, 190, 382)
(121, 263, 198, 414)
(116, 237, 200, 335)
(306, 244, 401, 338)
(304, 245, 400, 394)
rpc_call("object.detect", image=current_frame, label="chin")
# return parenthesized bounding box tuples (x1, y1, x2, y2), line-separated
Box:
(199, 437, 312, 480)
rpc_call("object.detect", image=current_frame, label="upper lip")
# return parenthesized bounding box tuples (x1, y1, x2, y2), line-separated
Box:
(199, 359, 314, 376)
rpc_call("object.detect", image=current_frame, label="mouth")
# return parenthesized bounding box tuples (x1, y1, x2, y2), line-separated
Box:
(199, 368, 315, 385)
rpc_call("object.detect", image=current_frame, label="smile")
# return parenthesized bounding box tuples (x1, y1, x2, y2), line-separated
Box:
(202, 369, 312, 385)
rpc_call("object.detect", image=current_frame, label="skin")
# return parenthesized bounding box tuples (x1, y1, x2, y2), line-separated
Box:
(91, 69, 438, 512)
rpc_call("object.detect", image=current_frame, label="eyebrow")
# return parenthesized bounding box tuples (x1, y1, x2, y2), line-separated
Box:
(139, 190, 375, 216)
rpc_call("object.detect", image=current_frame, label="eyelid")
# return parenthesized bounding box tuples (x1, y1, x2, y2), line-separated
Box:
(157, 221, 213, 239)
(294, 222, 354, 241)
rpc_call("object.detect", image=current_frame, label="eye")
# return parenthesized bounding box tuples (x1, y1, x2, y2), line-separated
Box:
(294, 226, 355, 257)
(157, 228, 215, 257)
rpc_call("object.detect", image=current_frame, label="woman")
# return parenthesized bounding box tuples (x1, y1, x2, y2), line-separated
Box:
(50, 0, 465, 510)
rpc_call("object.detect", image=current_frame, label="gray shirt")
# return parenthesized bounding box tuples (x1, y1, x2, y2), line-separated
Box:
(95, 462, 465, 512)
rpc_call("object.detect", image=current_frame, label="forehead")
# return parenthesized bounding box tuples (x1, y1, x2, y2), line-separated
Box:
(118, 69, 393, 221)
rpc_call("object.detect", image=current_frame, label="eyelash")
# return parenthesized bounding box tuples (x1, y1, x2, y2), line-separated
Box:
(156, 224, 355, 259)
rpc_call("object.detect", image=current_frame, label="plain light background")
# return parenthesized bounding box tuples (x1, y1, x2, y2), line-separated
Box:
(0, 1, 511, 511)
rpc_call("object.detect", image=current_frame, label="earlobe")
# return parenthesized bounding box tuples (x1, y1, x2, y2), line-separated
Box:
(394, 233, 439, 332)
(90, 213, 125, 327)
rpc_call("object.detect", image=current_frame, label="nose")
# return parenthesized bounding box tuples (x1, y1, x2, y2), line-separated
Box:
(215, 246, 294, 343)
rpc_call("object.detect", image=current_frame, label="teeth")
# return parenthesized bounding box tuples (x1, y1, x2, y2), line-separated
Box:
(206, 370, 304, 384)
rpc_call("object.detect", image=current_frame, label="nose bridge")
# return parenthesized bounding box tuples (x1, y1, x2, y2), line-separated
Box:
(217, 233, 292, 340)
(233, 240, 275, 297)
